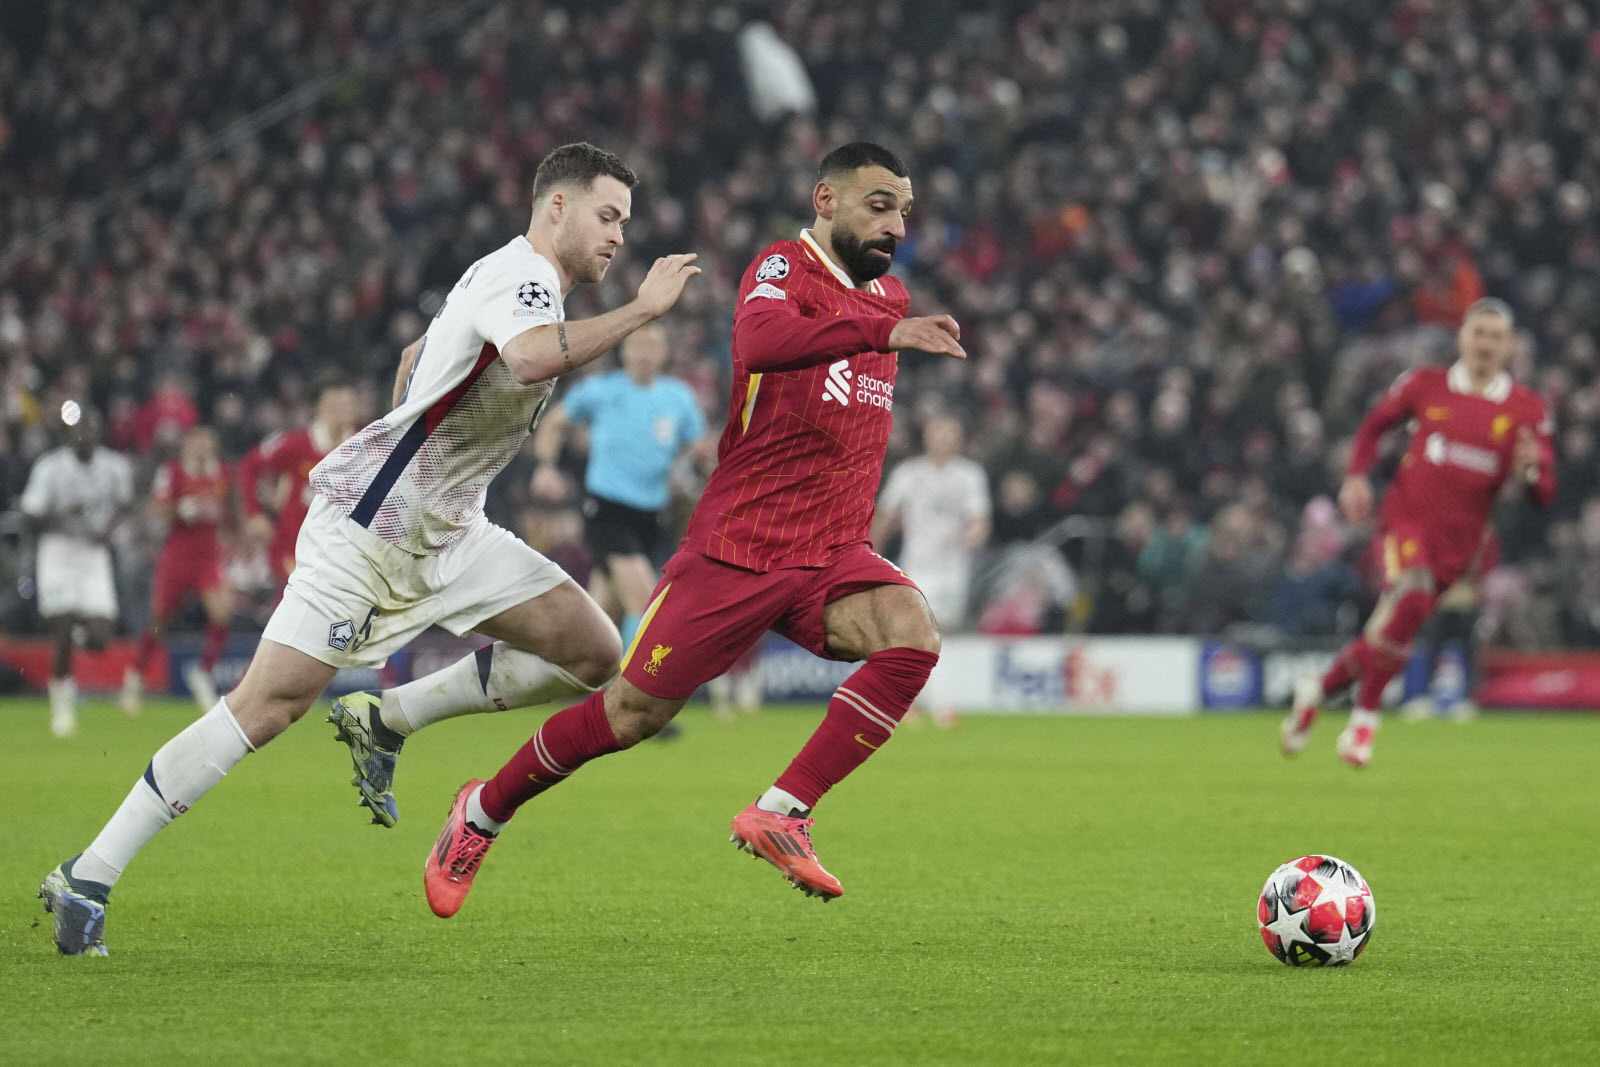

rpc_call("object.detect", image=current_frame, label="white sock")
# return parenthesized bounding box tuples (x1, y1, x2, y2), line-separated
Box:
(382, 643, 599, 737)
(49, 677, 77, 710)
(78, 699, 254, 888)
(464, 783, 505, 835)
(757, 785, 809, 815)
(1350, 708, 1382, 732)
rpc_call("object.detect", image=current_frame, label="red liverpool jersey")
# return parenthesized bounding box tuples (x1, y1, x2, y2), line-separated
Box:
(153, 458, 229, 557)
(1349, 362, 1555, 562)
(239, 426, 334, 573)
(682, 231, 909, 571)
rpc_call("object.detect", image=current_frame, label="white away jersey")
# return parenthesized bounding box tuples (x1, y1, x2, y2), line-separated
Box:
(879, 455, 991, 577)
(311, 235, 563, 553)
(20, 446, 135, 543)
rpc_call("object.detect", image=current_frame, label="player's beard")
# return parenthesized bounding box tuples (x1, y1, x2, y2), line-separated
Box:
(557, 228, 609, 284)
(831, 228, 896, 284)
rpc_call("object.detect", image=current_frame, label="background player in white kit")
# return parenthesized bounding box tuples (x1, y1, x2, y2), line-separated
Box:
(20, 405, 136, 738)
(38, 142, 703, 955)
(874, 414, 991, 724)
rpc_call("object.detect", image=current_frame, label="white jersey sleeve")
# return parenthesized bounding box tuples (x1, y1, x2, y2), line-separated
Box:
(473, 259, 562, 352)
(19, 453, 57, 518)
(310, 235, 565, 553)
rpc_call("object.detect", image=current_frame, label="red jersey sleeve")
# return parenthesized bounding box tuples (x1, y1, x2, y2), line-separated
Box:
(732, 246, 900, 373)
(238, 431, 296, 517)
(1348, 369, 1425, 477)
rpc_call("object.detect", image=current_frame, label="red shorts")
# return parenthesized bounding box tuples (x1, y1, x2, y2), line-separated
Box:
(620, 544, 918, 700)
(152, 545, 224, 620)
(1374, 522, 1491, 591)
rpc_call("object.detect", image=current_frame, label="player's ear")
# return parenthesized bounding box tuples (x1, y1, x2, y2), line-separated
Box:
(813, 180, 835, 221)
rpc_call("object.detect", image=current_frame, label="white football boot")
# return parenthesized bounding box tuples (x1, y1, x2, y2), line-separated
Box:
(1337, 711, 1379, 768)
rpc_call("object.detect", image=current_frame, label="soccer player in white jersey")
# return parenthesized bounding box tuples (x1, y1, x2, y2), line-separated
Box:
(873, 414, 991, 724)
(20, 406, 135, 738)
(38, 142, 702, 956)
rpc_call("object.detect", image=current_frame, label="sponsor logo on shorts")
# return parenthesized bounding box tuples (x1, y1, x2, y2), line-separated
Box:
(328, 607, 378, 653)
(328, 619, 356, 651)
(643, 644, 673, 675)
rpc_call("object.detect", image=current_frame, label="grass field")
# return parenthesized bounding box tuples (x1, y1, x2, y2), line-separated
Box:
(1, 698, 1596, 1065)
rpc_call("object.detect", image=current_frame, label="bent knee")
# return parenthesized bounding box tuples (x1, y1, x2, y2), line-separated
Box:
(894, 609, 942, 657)
(603, 684, 678, 748)
(571, 632, 624, 691)
(572, 655, 620, 692)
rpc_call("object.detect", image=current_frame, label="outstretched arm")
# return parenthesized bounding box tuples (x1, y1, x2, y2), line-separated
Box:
(499, 255, 701, 384)
(736, 295, 966, 373)
(1340, 370, 1421, 523)
(1347, 371, 1420, 478)
(392, 337, 424, 407)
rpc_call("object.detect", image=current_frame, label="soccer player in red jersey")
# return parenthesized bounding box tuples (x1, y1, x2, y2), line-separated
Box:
(125, 426, 236, 714)
(423, 142, 968, 915)
(237, 375, 359, 582)
(1282, 299, 1555, 766)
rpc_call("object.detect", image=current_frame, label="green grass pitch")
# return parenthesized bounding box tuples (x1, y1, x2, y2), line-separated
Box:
(1, 698, 1596, 1064)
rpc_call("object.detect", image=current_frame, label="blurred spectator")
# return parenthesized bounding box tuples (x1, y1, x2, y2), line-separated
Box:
(2, 0, 1597, 645)
(875, 413, 991, 630)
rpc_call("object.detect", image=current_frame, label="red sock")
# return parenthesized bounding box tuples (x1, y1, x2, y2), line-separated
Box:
(135, 631, 161, 675)
(1320, 638, 1370, 697)
(479, 691, 620, 823)
(1355, 588, 1436, 709)
(774, 646, 938, 809)
(200, 624, 228, 672)
(1356, 648, 1406, 711)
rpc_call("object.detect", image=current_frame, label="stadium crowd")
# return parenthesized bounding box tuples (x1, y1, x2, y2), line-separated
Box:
(3, 0, 1600, 646)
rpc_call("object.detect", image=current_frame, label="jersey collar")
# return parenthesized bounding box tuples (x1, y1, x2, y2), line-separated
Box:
(799, 229, 887, 296)
(1447, 360, 1512, 402)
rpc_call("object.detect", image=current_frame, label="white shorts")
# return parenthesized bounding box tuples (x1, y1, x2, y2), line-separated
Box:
(36, 535, 118, 620)
(263, 496, 570, 669)
(912, 570, 971, 631)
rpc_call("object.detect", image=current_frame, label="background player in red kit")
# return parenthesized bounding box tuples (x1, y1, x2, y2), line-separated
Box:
(422, 142, 969, 914)
(125, 426, 235, 714)
(238, 375, 359, 583)
(1282, 298, 1555, 766)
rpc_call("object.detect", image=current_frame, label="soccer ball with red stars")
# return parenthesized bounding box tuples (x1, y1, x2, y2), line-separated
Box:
(1257, 855, 1375, 966)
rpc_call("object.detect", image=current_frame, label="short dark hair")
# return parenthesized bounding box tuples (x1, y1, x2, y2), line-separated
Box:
(818, 141, 908, 182)
(532, 142, 638, 203)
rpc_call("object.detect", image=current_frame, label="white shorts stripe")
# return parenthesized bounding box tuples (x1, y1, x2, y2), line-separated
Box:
(835, 687, 897, 733)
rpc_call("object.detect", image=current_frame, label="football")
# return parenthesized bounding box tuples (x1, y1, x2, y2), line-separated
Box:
(1257, 854, 1376, 966)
